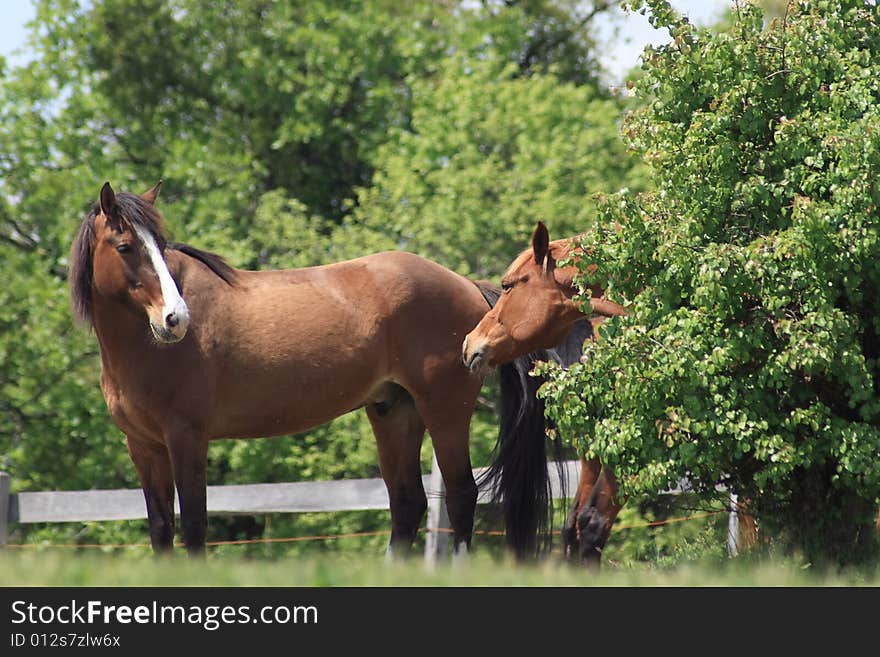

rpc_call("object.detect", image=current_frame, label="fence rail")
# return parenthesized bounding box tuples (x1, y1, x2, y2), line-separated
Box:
(0, 461, 581, 556)
(0, 461, 739, 557)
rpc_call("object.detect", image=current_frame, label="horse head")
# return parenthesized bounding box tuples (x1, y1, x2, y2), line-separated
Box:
(462, 222, 625, 375)
(89, 181, 190, 343)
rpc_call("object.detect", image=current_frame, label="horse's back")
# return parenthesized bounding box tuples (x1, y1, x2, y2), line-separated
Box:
(357, 250, 485, 307)
(354, 250, 488, 333)
(352, 251, 489, 392)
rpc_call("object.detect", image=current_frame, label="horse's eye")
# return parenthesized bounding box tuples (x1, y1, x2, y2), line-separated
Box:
(501, 282, 513, 293)
(116, 244, 132, 254)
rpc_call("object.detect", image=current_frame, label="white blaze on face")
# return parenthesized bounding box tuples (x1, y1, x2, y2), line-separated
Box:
(133, 224, 190, 336)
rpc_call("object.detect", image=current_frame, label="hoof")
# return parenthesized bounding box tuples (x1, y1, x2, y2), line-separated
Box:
(452, 541, 470, 567)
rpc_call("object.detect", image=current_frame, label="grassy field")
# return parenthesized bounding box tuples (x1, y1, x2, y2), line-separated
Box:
(1, 549, 878, 587)
(5, 498, 879, 586)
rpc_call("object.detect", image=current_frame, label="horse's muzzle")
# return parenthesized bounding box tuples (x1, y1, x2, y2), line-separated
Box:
(149, 304, 190, 344)
(150, 321, 187, 344)
(462, 335, 492, 376)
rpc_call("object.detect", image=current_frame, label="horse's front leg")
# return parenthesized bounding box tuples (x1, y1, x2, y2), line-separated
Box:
(577, 467, 623, 569)
(166, 430, 209, 556)
(127, 436, 175, 555)
(562, 456, 602, 560)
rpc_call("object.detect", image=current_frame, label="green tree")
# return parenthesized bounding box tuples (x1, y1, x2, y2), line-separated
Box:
(347, 57, 645, 278)
(541, 0, 880, 566)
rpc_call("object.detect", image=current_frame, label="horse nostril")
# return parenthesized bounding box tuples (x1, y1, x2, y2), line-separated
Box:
(166, 312, 179, 328)
(465, 344, 485, 371)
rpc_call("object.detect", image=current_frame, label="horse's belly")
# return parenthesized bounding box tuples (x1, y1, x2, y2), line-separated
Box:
(209, 358, 384, 440)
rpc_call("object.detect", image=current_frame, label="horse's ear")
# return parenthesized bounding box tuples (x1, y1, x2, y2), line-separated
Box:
(532, 221, 556, 274)
(532, 221, 551, 266)
(99, 182, 116, 218)
(99, 181, 124, 231)
(141, 180, 163, 206)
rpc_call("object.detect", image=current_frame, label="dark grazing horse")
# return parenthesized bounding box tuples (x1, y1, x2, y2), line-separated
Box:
(463, 221, 628, 565)
(69, 182, 547, 557)
(465, 222, 849, 564)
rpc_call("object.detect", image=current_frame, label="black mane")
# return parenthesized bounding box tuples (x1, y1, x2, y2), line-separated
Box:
(170, 242, 238, 285)
(69, 206, 98, 325)
(69, 192, 237, 326)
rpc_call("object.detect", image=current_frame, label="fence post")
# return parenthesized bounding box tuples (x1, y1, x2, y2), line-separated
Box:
(424, 452, 450, 564)
(727, 492, 739, 557)
(0, 472, 10, 547)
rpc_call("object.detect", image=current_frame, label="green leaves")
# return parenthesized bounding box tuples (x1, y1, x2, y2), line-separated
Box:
(544, 0, 880, 564)
(349, 58, 646, 278)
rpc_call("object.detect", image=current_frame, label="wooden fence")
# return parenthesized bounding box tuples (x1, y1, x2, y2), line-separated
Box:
(0, 460, 740, 559)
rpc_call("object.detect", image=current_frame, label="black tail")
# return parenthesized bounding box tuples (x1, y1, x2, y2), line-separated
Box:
(473, 283, 590, 559)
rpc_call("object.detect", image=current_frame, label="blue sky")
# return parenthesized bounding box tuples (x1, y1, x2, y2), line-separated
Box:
(595, 0, 731, 82)
(0, 1, 38, 67)
(0, 0, 731, 79)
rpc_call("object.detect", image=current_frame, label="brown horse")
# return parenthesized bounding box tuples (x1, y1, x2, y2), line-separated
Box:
(69, 182, 548, 557)
(462, 221, 628, 565)
(472, 222, 875, 567)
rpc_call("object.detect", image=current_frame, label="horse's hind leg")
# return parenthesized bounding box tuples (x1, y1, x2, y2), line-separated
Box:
(127, 437, 175, 554)
(366, 386, 428, 559)
(414, 385, 480, 557)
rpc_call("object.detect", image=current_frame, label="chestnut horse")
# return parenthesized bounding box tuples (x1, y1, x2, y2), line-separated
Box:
(463, 221, 628, 565)
(69, 182, 548, 557)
